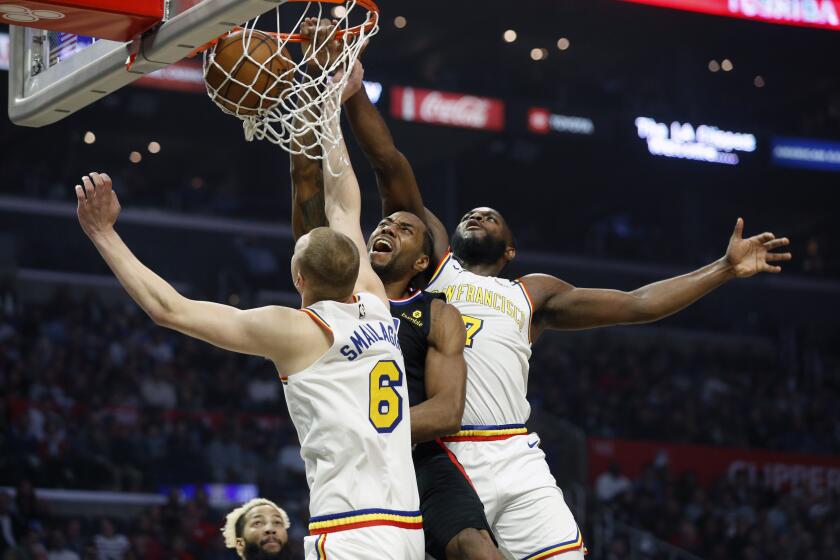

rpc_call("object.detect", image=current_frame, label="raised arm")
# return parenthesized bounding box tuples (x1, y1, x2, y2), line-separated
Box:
(523, 218, 791, 340)
(344, 83, 449, 260)
(320, 95, 388, 305)
(288, 18, 364, 240)
(409, 299, 467, 443)
(76, 173, 320, 373)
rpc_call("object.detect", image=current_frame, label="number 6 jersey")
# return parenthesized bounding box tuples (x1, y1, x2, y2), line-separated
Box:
(281, 293, 422, 535)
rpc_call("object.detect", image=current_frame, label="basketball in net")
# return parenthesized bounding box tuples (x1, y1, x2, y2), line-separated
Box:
(201, 0, 379, 161)
(204, 30, 295, 117)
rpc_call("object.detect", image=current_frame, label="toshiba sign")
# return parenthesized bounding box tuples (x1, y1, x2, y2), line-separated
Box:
(390, 86, 505, 131)
(621, 0, 840, 30)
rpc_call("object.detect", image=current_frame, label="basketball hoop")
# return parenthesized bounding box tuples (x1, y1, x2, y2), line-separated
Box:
(201, 0, 379, 167)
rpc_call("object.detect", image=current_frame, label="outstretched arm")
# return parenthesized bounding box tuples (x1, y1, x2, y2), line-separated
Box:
(344, 84, 449, 260)
(409, 299, 467, 442)
(321, 95, 388, 304)
(523, 218, 792, 339)
(76, 173, 315, 367)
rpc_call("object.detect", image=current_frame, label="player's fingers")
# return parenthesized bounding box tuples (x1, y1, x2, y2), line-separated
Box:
(732, 217, 744, 239)
(82, 176, 95, 199)
(755, 232, 775, 243)
(764, 264, 783, 273)
(90, 172, 105, 190)
(766, 252, 792, 262)
(764, 237, 789, 250)
(100, 173, 113, 192)
(74, 185, 85, 202)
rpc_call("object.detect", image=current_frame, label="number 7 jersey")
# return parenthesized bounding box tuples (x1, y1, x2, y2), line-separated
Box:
(281, 293, 422, 534)
(427, 252, 534, 428)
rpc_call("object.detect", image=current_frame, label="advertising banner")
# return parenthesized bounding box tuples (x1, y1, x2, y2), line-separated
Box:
(390, 86, 505, 131)
(589, 438, 840, 496)
(620, 0, 840, 31)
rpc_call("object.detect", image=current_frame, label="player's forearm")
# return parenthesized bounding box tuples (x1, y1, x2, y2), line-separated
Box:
(88, 228, 186, 325)
(409, 398, 462, 443)
(630, 257, 736, 321)
(345, 90, 426, 218)
(345, 88, 401, 171)
(290, 158, 327, 239)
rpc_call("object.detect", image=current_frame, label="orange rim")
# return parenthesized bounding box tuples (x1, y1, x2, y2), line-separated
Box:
(188, 0, 378, 57)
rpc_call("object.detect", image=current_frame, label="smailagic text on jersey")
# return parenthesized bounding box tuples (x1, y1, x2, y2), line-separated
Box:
(340, 319, 402, 361)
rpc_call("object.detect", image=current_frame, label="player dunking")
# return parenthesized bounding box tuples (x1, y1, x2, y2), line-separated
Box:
(289, 29, 502, 559)
(74, 140, 424, 557)
(336, 80, 792, 559)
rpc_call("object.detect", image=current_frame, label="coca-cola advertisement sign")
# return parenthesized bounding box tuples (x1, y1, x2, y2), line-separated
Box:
(390, 86, 505, 131)
(589, 438, 840, 497)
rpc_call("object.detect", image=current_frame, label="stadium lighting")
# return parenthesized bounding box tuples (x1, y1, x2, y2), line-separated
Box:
(83, 131, 96, 144)
(148, 141, 161, 154)
(530, 48, 547, 61)
(708, 60, 720, 72)
(503, 29, 517, 43)
(722, 59, 734, 72)
(394, 16, 407, 28)
(331, 5, 347, 18)
(557, 37, 570, 50)
(129, 151, 142, 163)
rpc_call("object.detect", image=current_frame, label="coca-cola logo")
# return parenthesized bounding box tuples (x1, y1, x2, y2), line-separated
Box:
(419, 92, 491, 128)
(391, 86, 505, 131)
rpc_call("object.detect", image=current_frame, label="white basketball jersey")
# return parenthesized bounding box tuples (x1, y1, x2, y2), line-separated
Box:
(281, 293, 420, 523)
(427, 253, 533, 426)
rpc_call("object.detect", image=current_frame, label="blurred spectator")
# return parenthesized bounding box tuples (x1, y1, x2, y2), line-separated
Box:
(93, 519, 128, 560)
(596, 462, 631, 503)
(46, 530, 79, 560)
(0, 491, 21, 552)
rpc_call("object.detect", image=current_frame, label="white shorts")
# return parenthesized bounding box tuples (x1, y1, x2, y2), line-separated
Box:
(303, 525, 425, 560)
(443, 430, 585, 560)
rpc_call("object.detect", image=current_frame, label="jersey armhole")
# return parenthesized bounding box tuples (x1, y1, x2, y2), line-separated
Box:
(301, 308, 333, 335)
(515, 278, 535, 345)
(427, 251, 453, 289)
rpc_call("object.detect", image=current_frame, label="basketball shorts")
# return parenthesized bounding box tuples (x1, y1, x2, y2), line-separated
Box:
(442, 429, 586, 560)
(413, 440, 497, 559)
(303, 524, 424, 559)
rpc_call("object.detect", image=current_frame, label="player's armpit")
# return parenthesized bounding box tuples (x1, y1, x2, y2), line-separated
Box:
(409, 299, 467, 443)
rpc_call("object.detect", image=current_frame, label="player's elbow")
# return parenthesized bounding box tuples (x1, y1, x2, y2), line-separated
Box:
(626, 292, 662, 324)
(369, 148, 408, 175)
(442, 394, 465, 435)
(442, 408, 462, 435)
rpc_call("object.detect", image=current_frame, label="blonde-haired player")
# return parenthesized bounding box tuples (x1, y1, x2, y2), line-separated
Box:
(223, 498, 291, 559)
(73, 94, 423, 557)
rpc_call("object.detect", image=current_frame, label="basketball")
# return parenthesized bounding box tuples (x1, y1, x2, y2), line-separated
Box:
(204, 30, 294, 116)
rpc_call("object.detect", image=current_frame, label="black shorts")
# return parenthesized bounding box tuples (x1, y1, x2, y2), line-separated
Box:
(413, 440, 497, 559)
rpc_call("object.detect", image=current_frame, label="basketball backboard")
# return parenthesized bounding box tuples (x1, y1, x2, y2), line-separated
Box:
(7, 0, 287, 127)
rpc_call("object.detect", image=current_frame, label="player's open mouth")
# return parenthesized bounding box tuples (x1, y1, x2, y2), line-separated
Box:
(371, 238, 394, 253)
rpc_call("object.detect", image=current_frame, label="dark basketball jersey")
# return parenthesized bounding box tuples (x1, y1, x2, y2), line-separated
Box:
(389, 290, 445, 406)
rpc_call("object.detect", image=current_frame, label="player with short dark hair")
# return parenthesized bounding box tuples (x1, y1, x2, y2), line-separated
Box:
(223, 498, 291, 559)
(336, 77, 792, 559)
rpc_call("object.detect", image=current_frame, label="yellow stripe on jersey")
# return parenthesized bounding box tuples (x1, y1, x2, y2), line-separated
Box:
(308, 509, 423, 535)
(441, 424, 528, 442)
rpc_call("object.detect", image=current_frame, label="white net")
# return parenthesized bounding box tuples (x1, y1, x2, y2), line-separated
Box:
(202, 1, 378, 165)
